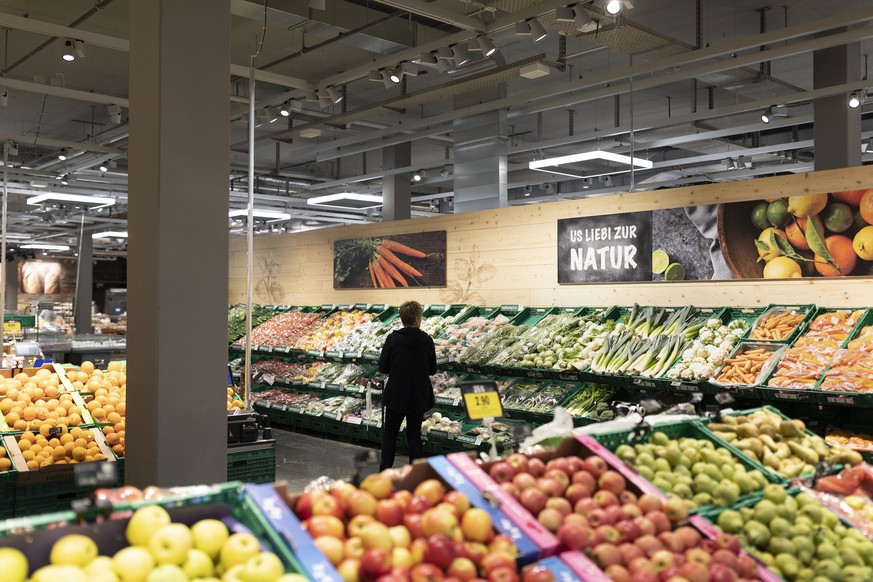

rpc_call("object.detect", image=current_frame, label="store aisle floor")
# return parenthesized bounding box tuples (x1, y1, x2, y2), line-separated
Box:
(273, 428, 405, 491)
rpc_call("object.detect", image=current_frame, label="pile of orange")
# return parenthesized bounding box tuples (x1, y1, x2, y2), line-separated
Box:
(70, 361, 126, 458)
(0, 445, 10, 472)
(227, 386, 244, 410)
(16, 426, 104, 470)
(0, 368, 88, 432)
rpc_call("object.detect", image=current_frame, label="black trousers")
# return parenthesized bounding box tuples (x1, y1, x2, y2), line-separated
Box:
(380, 407, 424, 471)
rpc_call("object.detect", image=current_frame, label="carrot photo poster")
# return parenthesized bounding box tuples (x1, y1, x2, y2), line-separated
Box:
(333, 231, 447, 289)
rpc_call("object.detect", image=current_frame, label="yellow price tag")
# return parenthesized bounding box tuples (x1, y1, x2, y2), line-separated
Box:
(3, 321, 21, 332)
(463, 391, 503, 420)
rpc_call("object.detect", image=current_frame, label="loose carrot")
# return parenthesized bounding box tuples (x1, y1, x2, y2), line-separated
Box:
(381, 239, 426, 258)
(369, 261, 379, 288)
(378, 256, 409, 287)
(376, 245, 423, 277)
(373, 258, 395, 288)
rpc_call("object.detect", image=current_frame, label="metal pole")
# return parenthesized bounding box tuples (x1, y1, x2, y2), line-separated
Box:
(0, 143, 7, 357)
(244, 63, 255, 410)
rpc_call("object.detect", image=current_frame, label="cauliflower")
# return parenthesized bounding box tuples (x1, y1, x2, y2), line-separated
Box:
(728, 319, 747, 331)
(717, 325, 730, 336)
(729, 328, 745, 339)
(691, 356, 707, 365)
(706, 318, 722, 330)
(694, 346, 710, 359)
(682, 348, 696, 360)
(719, 340, 734, 351)
(680, 367, 695, 380)
(698, 329, 714, 343)
(708, 348, 729, 366)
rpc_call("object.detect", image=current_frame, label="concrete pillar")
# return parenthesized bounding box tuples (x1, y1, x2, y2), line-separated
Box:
(4, 260, 16, 312)
(382, 144, 411, 221)
(814, 31, 861, 170)
(127, 0, 229, 487)
(452, 85, 508, 213)
(74, 235, 93, 334)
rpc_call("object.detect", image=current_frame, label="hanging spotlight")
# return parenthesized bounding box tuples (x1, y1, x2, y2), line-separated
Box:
(527, 18, 548, 42)
(555, 6, 575, 22)
(412, 170, 425, 182)
(574, 7, 593, 31)
(57, 148, 72, 161)
(849, 91, 862, 109)
(107, 104, 122, 124)
(317, 93, 332, 109)
(327, 86, 343, 104)
(436, 59, 453, 74)
(451, 44, 470, 66)
(98, 163, 109, 173)
(61, 39, 76, 62)
(401, 62, 426, 76)
(279, 101, 291, 116)
(439, 166, 449, 178)
(380, 70, 395, 89)
(416, 52, 438, 65)
(477, 36, 497, 58)
(436, 47, 454, 60)
(515, 21, 531, 36)
(760, 110, 770, 124)
(368, 70, 382, 82)
(606, 0, 622, 14)
(761, 104, 788, 124)
(389, 67, 402, 84)
(59, 175, 69, 186)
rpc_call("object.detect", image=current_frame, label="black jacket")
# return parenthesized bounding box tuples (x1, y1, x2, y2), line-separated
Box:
(379, 327, 437, 416)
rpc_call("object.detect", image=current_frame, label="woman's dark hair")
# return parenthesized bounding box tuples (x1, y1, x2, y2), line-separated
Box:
(399, 301, 423, 326)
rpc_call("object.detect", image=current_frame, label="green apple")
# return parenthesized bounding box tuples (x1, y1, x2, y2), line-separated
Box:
(31, 565, 88, 582)
(86, 556, 116, 576)
(113, 546, 156, 582)
(146, 564, 188, 582)
(222, 564, 246, 582)
(184, 548, 215, 578)
(50, 533, 99, 567)
(240, 552, 284, 582)
(149, 524, 193, 566)
(0, 547, 28, 582)
(220, 533, 262, 570)
(127, 505, 173, 547)
(192, 519, 230, 561)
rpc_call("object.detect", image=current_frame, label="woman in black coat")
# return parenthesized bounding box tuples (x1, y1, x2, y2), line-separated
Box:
(378, 300, 436, 470)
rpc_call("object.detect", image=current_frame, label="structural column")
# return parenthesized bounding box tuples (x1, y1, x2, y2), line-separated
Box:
(127, 0, 229, 486)
(814, 31, 861, 170)
(452, 85, 508, 213)
(4, 260, 16, 312)
(74, 235, 92, 334)
(382, 143, 411, 221)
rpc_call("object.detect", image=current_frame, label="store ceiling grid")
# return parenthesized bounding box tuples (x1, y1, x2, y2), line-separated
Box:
(0, 0, 871, 257)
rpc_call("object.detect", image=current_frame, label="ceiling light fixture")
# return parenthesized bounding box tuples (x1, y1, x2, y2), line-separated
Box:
(555, 6, 575, 22)
(451, 44, 470, 66)
(27, 193, 115, 206)
(529, 150, 653, 179)
(436, 59, 453, 74)
(439, 166, 449, 178)
(412, 170, 426, 182)
(75, 40, 85, 58)
(606, 0, 622, 14)
(57, 148, 72, 161)
(327, 86, 343, 103)
(61, 39, 76, 62)
(22, 243, 70, 251)
(107, 104, 122, 124)
(92, 231, 128, 239)
(761, 104, 788, 123)
(0, 88, 8, 108)
(318, 95, 332, 109)
(416, 52, 438, 65)
(228, 208, 292, 220)
(574, 7, 593, 31)
(307, 193, 383, 209)
(380, 70, 395, 89)
(389, 67, 402, 84)
(477, 36, 497, 58)
(279, 101, 291, 116)
(401, 62, 426, 76)
(527, 18, 548, 42)
(849, 91, 862, 108)
(515, 20, 531, 35)
(99, 163, 109, 172)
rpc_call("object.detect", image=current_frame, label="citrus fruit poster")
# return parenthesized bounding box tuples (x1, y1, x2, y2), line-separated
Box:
(558, 189, 873, 282)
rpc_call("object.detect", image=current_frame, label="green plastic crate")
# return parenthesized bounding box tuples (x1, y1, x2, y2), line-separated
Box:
(746, 304, 814, 344)
(227, 441, 276, 484)
(809, 307, 873, 406)
(13, 461, 123, 517)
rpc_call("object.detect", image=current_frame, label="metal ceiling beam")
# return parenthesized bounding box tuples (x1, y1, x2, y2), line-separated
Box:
(0, 130, 126, 155)
(0, 77, 128, 107)
(0, 12, 130, 51)
(370, 0, 482, 31)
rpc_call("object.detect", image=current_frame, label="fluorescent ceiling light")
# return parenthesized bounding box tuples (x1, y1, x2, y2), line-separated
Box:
(529, 150, 653, 179)
(21, 243, 70, 251)
(92, 231, 128, 239)
(307, 193, 383, 209)
(2, 233, 31, 239)
(228, 208, 292, 220)
(27, 193, 116, 206)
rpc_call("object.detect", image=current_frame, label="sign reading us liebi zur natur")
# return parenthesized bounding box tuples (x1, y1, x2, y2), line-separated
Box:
(557, 211, 653, 283)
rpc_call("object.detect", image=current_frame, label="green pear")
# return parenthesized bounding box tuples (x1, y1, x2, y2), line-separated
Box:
(717, 510, 744, 534)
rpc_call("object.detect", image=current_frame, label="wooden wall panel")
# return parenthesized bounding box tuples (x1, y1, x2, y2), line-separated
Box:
(229, 166, 873, 308)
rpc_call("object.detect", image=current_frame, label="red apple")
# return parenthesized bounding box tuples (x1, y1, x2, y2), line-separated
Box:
(445, 577, 461, 582)
(712, 534, 740, 554)
(527, 458, 546, 477)
(545, 497, 572, 517)
(637, 494, 663, 515)
(571, 470, 596, 493)
(586, 509, 610, 527)
(393, 490, 413, 509)
(710, 550, 737, 570)
(480, 552, 516, 576)
(615, 520, 641, 543)
(561, 513, 589, 528)
(650, 550, 676, 573)
(404, 514, 425, 539)
(448, 557, 477, 581)
(390, 567, 412, 582)
(564, 484, 590, 505)
(408, 496, 434, 515)
(709, 564, 737, 582)
(657, 532, 684, 554)
(519, 488, 548, 515)
(621, 503, 643, 520)
(684, 548, 709, 565)
(410, 539, 428, 564)
(634, 516, 657, 537)
(566, 457, 585, 474)
(488, 536, 517, 557)
(598, 471, 627, 495)
(512, 473, 537, 492)
(582, 456, 608, 478)
(674, 527, 701, 551)
(543, 470, 570, 492)
(505, 453, 529, 475)
(422, 508, 459, 538)
(414, 480, 447, 506)
(377, 500, 405, 527)
(603, 505, 629, 524)
(296, 491, 321, 520)
(537, 508, 563, 533)
(424, 534, 456, 569)
(647, 511, 672, 534)
(378, 574, 409, 582)
(345, 537, 366, 559)
(437, 502, 462, 518)
(361, 549, 393, 581)
(591, 543, 623, 568)
(333, 482, 358, 506)
(349, 515, 377, 537)
(574, 498, 599, 516)
(664, 497, 689, 523)
(634, 535, 663, 557)
(488, 462, 515, 484)
(735, 556, 757, 578)
(661, 568, 682, 581)
(631, 572, 659, 582)
(557, 522, 593, 551)
(521, 564, 555, 582)
(312, 492, 344, 518)
(595, 524, 621, 544)
(593, 490, 619, 508)
(499, 483, 519, 498)
(535, 478, 563, 499)
(309, 515, 346, 539)
(619, 490, 638, 505)
(604, 565, 631, 582)
(464, 542, 488, 566)
(411, 563, 444, 582)
(629, 557, 655, 574)
(349, 490, 379, 517)
(488, 567, 519, 582)
(618, 542, 644, 564)
(444, 491, 471, 515)
(362, 474, 394, 500)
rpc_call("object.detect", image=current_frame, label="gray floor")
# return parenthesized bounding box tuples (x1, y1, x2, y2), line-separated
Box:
(274, 428, 406, 491)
